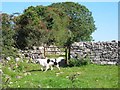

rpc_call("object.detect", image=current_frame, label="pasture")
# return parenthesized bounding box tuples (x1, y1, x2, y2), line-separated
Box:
(2, 60, 118, 88)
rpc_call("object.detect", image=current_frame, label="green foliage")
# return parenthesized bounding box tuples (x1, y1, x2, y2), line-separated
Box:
(2, 2, 96, 50)
(2, 13, 11, 31)
(45, 54, 65, 58)
(15, 2, 96, 49)
(2, 13, 15, 47)
(2, 47, 17, 58)
(1, 13, 18, 58)
(15, 5, 71, 49)
(68, 73, 80, 88)
(50, 2, 96, 42)
(2, 30, 15, 47)
(68, 57, 91, 67)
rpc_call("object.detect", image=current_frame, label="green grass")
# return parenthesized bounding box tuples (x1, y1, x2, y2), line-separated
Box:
(45, 54, 65, 58)
(2, 60, 118, 88)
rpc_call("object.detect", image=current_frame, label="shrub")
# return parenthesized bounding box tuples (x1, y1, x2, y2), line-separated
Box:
(68, 56, 91, 67)
(2, 46, 18, 59)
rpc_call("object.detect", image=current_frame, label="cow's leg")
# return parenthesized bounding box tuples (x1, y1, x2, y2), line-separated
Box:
(44, 65, 49, 72)
(41, 67, 44, 71)
(50, 66, 53, 70)
(56, 64, 60, 70)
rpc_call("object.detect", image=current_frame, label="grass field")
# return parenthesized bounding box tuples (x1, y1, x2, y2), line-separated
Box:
(2, 60, 118, 88)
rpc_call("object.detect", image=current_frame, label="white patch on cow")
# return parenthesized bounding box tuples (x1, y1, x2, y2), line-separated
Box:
(56, 57, 65, 63)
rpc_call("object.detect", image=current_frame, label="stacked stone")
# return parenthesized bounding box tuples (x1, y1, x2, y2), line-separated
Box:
(19, 41, 118, 65)
(71, 41, 118, 65)
(19, 46, 63, 60)
(19, 46, 44, 60)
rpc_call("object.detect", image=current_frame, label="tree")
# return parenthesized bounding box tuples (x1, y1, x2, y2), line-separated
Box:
(15, 5, 71, 49)
(50, 2, 96, 43)
(1, 13, 15, 47)
(2, 13, 11, 31)
(1, 13, 17, 57)
(50, 2, 96, 61)
(14, 2, 96, 50)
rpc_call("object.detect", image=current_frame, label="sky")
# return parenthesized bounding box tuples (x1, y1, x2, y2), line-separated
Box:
(1, 1, 118, 42)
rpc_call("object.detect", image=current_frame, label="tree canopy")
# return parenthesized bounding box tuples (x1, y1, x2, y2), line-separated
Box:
(1, 13, 15, 47)
(15, 5, 71, 49)
(50, 2, 96, 42)
(2, 2, 96, 50)
(1, 13, 17, 57)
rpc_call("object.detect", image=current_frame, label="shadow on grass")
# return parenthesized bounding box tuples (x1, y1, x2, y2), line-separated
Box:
(26, 69, 41, 72)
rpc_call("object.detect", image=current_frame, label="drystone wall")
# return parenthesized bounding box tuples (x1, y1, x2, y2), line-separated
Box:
(71, 40, 118, 65)
(18, 41, 118, 65)
(18, 45, 64, 60)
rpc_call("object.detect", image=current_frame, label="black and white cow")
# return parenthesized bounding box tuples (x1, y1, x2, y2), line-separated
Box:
(35, 57, 65, 72)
